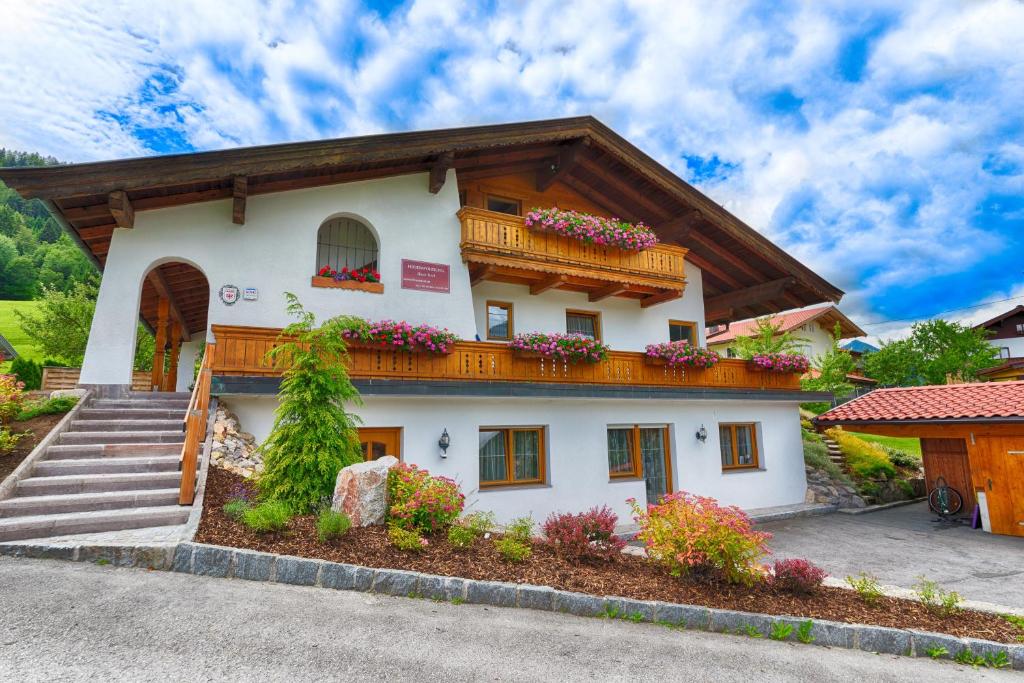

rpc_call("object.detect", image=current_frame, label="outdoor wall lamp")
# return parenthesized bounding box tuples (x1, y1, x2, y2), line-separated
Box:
(695, 425, 708, 443)
(438, 428, 451, 457)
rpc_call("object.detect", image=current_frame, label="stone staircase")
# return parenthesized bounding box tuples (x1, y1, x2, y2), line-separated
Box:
(822, 434, 846, 468)
(0, 392, 195, 542)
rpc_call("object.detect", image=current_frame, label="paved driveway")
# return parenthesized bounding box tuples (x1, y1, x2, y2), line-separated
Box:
(759, 502, 1024, 609)
(0, 557, 994, 682)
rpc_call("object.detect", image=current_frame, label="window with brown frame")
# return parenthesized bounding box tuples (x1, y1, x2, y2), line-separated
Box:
(566, 309, 601, 340)
(479, 427, 545, 487)
(486, 301, 513, 340)
(668, 320, 697, 345)
(485, 194, 522, 216)
(607, 426, 673, 500)
(719, 423, 759, 470)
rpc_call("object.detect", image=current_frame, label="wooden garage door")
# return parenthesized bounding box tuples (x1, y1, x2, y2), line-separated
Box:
(920, 438, 974, 514)
(973, 437, 1024, 537)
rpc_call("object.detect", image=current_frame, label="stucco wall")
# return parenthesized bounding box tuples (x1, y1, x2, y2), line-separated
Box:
(469, 266, 705, 352)
(81, 170, 474, 384)
(226, 394, 806, 522)
(989, 337, 1024, 359)
(709, 319, 836, 360)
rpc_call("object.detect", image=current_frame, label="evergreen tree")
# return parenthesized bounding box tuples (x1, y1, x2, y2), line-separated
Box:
(733, 315, 809, 358)
(257, 294, 364, 512)
(801, 323, 855, 396)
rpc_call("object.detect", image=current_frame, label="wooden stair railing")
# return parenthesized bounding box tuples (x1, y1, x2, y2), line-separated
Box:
(179, 343, 215, 505)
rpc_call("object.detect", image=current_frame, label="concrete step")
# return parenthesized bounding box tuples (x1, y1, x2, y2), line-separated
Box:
(0, 505, 190, 542)
(58, 431, 185, 446)
(33, 456, 181, 477)
(15, 472, 182, 496)
(43, 443, 182, 460)
(0, 488, 181, 518)
(90, 399, 191, 410)
(70, 419, 184, 433)
(78, 408, 186, 421)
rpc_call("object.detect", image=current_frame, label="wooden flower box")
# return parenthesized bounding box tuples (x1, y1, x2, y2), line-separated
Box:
(311, 276, 384, 294)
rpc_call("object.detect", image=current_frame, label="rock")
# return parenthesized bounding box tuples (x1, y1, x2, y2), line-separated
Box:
(331, 456, 399, 526)
(49, 388, 87, 400)
(804, 488, 816, 504)
(208, 402, 262, 478)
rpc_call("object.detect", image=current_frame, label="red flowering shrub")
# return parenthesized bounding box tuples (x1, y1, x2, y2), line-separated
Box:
(629, 491, 771, 586)
(542, 506, 626, 562)
(317, 265, 381, 283)
(387, 462, 464, 534)
(0, 374, 28, 425)
(770, 558, 828, 595)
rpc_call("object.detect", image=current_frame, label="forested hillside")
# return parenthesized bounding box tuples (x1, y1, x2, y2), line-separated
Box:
(0, 150, 97, 299)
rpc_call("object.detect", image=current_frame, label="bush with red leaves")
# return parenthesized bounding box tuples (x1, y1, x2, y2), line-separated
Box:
(542, 506, 626, 561)
(770, 558, 828, 595)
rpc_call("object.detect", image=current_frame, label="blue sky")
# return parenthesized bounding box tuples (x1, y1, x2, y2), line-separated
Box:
(2, 0, 1023, 341)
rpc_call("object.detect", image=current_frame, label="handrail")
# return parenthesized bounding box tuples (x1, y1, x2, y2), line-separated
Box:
(178, 343, 215, 505)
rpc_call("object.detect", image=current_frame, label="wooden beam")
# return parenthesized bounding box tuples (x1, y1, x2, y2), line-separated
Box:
(232, 175, 247, 225)
(108, 190, 134, 229)
(588, 282, 627, 302)
(529, 274, 567, 295)
(685, 229, 770, 281)
(559, 175, 643, 224)
(576, 154, 672, 220)
(659, 209, 702, 241)
(146, 269, 191, 341)
(684, 250, 746, 289)
(640, 289, 683, 308)
(536, 140, 585, 191)
(704, 307, 734, 325)
(703, 277, 796, 312)
(428, 152, 454, 194)
(469, 264, 495, 286)
(151, 297, 170, 391)
(164, 322, 182, 392)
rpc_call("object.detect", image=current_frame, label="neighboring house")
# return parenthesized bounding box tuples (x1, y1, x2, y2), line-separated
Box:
(0, 116, 843, 523)
(974, 305, 1024, 360)
(0, 334, 17, 361)
(815, 381, 1024, 538)
(706, 305, 865, 361)
(841, 339, 879, 361)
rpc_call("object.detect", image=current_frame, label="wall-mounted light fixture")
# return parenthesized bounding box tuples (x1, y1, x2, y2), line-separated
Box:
(438, 428, 451, 457)
(695, 425, 708, 443)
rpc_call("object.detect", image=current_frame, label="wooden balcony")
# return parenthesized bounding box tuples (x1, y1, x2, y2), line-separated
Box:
(458, 207, 688, 307)
(209, 325, 802, 393)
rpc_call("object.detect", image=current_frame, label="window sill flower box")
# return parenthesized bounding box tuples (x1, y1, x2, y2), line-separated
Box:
(311, 276, 384, 293)
(644, 342, 720, 368)
(747, 353, 811, 374)
(509, 332, 610, 364)
(339, 318, 459, 355)
(524, 207, 659, 251)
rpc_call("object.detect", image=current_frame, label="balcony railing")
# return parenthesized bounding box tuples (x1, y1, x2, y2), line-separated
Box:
(209, 325, 802, 392)
(458, 207, 688, 305)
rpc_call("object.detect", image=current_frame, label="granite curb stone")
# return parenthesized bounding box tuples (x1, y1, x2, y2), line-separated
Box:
(232, 549, 274, 582)
(371, 568, 421, 596)
(604, 597, 657, 622)
(273, 556, 322, 586)
(466, 580, 517, 608)
(855, 624, 913, 656)
(171, 543, 193, 573)
(320, 562, 374, 591)
(421, 575, 467, 602)
(653, 602, 711, 629)
(192, 545, 231, 578)
(553, 590, 606, 617)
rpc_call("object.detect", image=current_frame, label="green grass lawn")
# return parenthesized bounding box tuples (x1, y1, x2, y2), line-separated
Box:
(0, 300, 43, 371)
(848, 431, 922, 457)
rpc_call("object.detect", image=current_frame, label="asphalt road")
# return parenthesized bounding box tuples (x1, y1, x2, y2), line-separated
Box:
(760, 502, 1024, 609)
(0, 557, 1000, 682)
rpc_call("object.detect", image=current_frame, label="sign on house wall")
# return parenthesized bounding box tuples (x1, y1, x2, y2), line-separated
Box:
(401, 259, 450, 293)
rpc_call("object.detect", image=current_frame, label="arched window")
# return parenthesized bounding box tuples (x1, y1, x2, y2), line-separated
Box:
(316, 217, 379, 273)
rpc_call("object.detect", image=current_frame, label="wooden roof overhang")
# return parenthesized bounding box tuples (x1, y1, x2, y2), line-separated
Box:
(809, 306, 866, 339)
(0, 116, 842, 332)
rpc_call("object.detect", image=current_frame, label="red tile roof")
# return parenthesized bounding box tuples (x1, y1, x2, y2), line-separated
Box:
(706, 305, 864, 345)
(816, 381, 1024, 425)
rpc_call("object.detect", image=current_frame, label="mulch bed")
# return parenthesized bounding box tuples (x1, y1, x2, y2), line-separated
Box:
(196, 468, 1023, 644)
(0, 413, 65, 481)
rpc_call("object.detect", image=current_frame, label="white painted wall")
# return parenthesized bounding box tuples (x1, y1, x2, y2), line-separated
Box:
(226, 394, 806, 522)
(81, 170, 472, 385)
(470, 265, 706, 351)
(176, 339, 201, 391)
(709, 319, 835, 360)
(988, 337, 1024, 359)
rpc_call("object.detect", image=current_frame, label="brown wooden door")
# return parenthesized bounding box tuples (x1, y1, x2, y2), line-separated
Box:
(358, 428, 401, 461)
(921, 438, 974, 514)
(974, 437, 1024, 537)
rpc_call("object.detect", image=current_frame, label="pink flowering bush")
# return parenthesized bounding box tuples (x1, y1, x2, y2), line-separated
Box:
(645, 342, 720, 368)
(629, 491, 771, 586)
(387, 462, 465, 534)
(542, 506, 626, 562)
(509, 332, 609, 364)
(339, 318, 460, 354)
(769, 558, 828, 595)
(525, 207, 659, 251)
(0, 375, 28, 425)
(750, 353, 810, 373)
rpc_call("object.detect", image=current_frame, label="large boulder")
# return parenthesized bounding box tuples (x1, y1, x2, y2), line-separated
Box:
(331, 456, 399, 527)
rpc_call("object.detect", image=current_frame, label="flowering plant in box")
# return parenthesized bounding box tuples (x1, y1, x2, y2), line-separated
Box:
(339, 318, 460, 354)
(750, 352, 810, 373)
(644, 342, 720, 368)
(524, 207, 659, 251)
(509, 332, 609, 364)
(317, 265, 381, 283)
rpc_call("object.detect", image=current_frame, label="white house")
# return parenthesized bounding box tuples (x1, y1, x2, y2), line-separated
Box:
(0, 117, 841, 528)
(706, 305, 865, 361)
